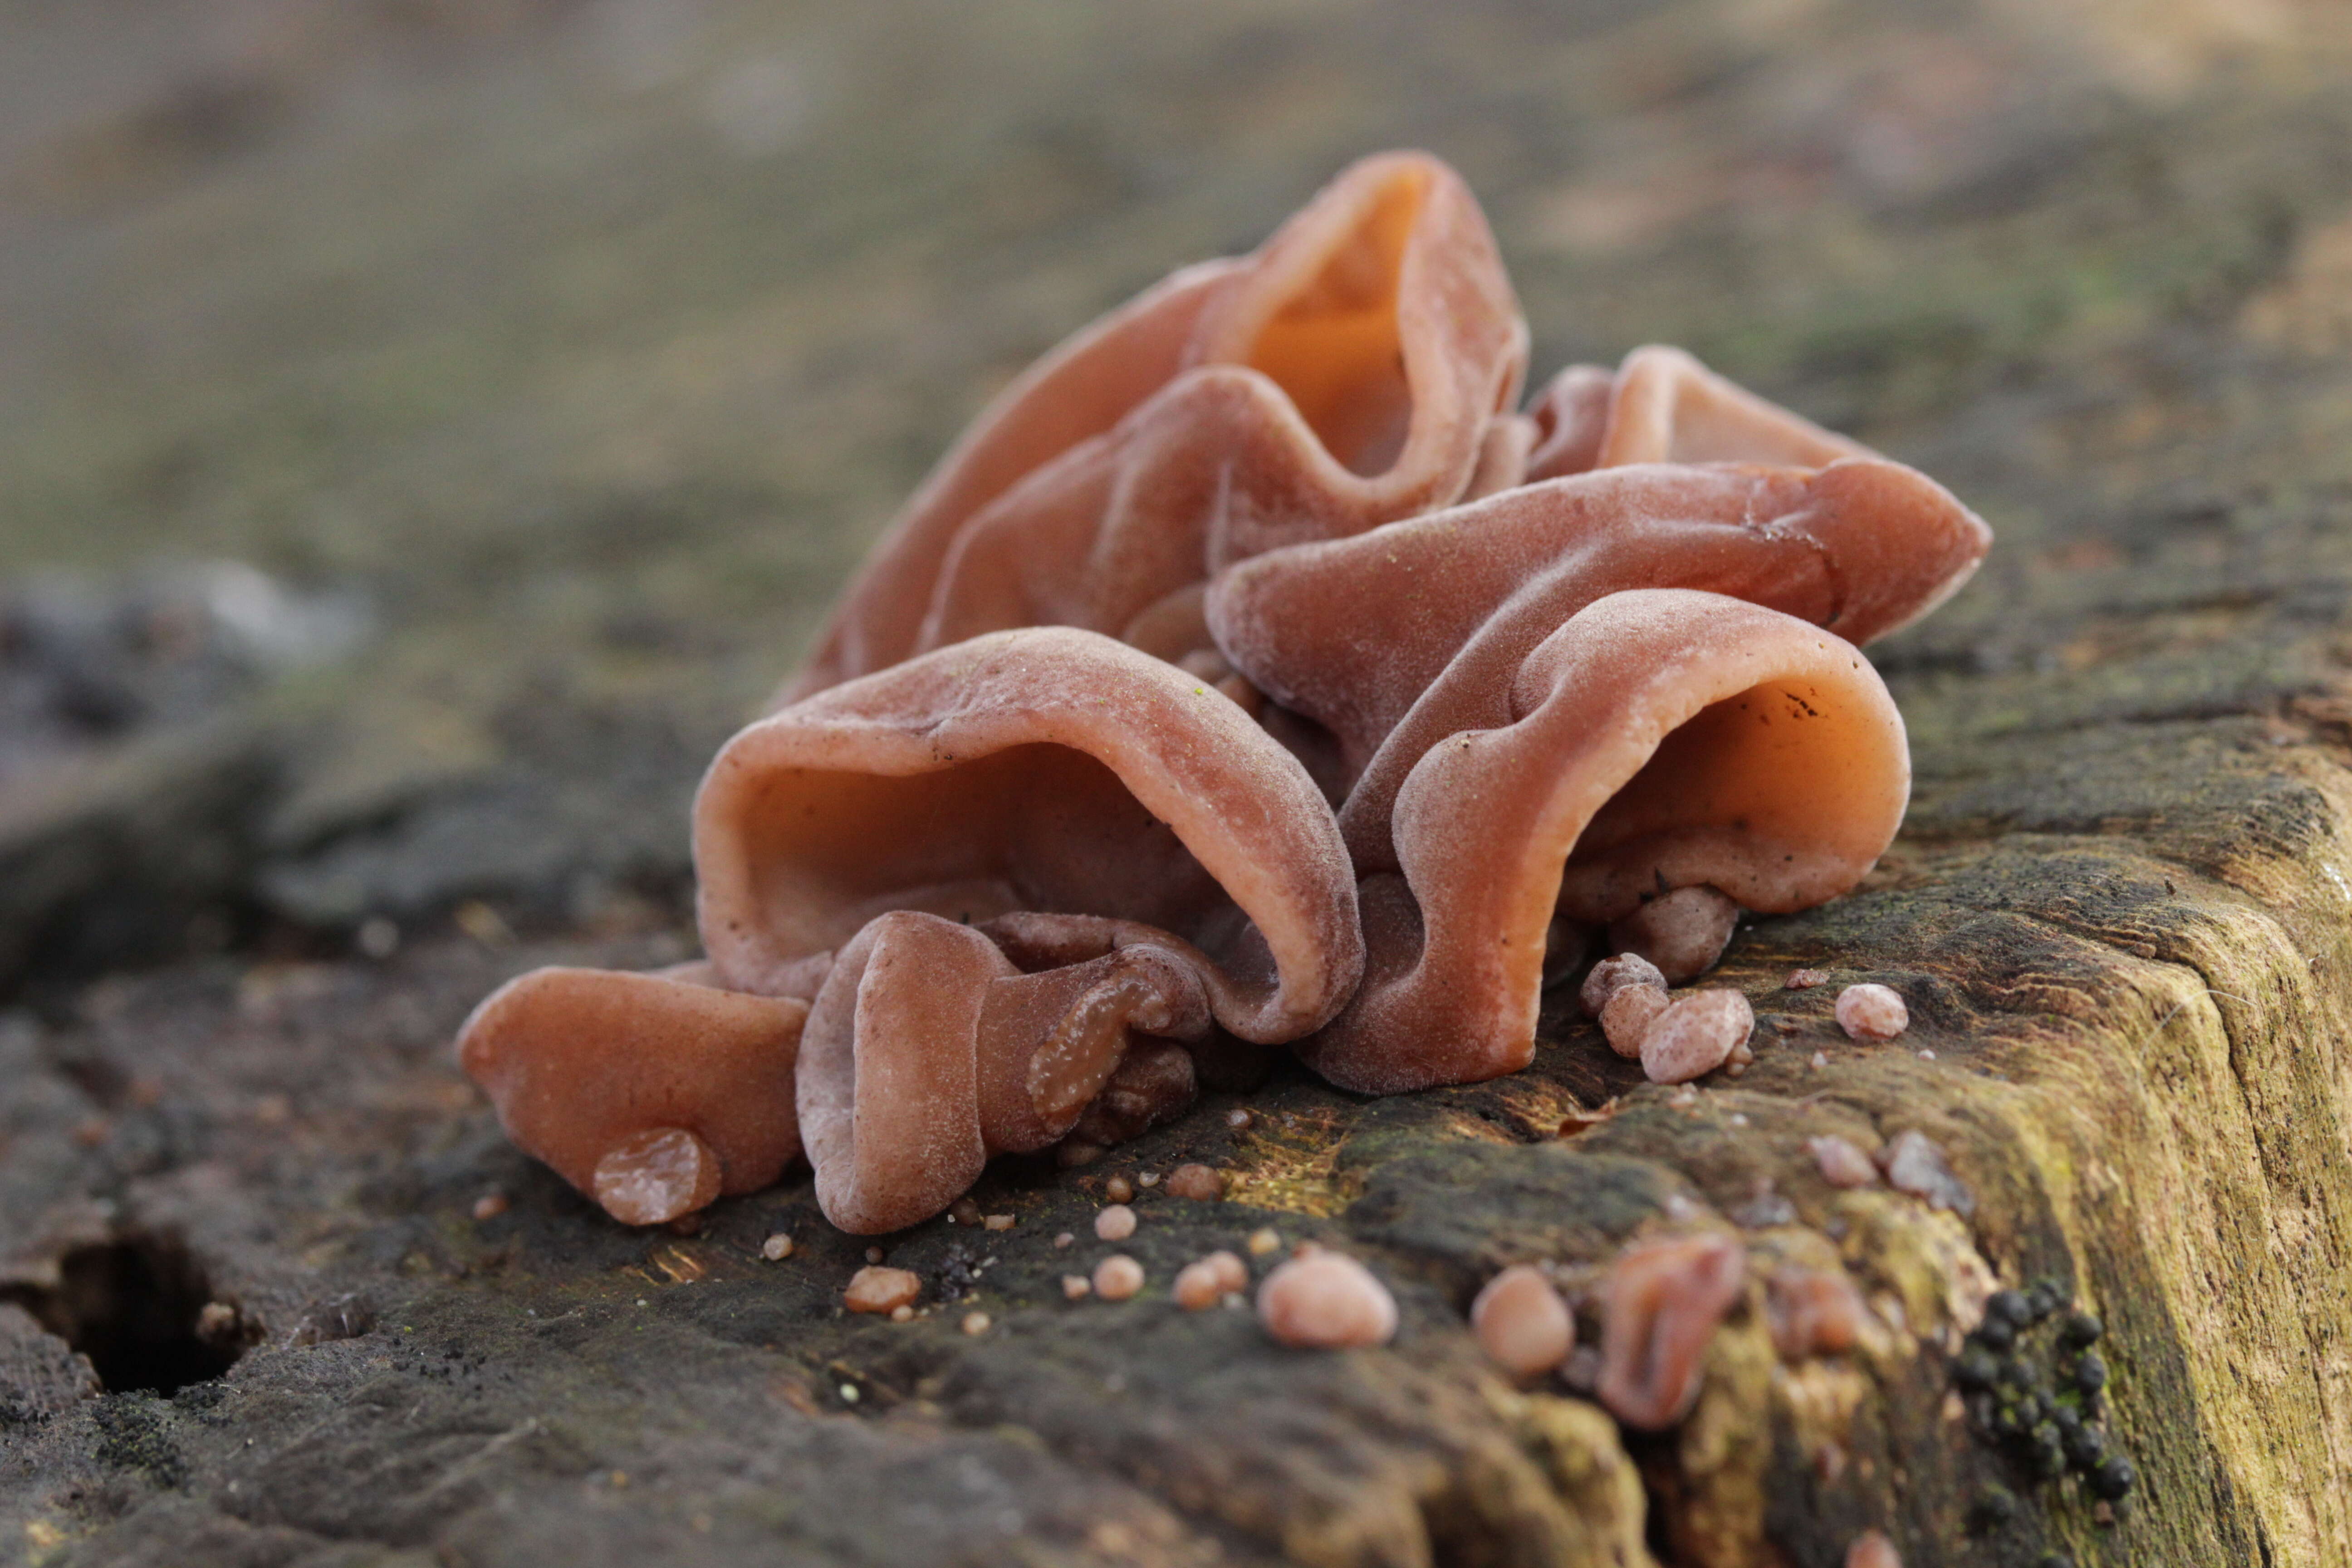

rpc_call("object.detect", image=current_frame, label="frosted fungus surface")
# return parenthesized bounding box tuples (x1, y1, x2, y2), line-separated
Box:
(1640, 990, 1755, 1085)
(1579, 952, 1665, 1018)
(451, 148, 1988, 1239)
(1600, 985, 1669, 1059)
(1837, 982, 1911, 1041)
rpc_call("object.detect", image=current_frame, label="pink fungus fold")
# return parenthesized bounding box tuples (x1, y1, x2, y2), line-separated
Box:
(699, 627, 1362, 1035)
(1597, 1234, 1747, 1430)
(1207, 458, 1986, 795)
(697, 627, 1361, 1231)
(1526, 345, 1874, 479)
(455, 965, 807, 1227)
(1290, 588, 1909, 1093)
(782, 150, 1527, 702)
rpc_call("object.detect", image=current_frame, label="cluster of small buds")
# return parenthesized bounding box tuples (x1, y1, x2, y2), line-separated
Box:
(1951, 1279, 2135, 1510)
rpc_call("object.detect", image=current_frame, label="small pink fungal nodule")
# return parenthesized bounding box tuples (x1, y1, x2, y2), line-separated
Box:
(1094, 1254, 1146, 1301)
(1174, 1250, 1250, 1309)
(1640, 989, 1754, 1085)
(1580, 952, 1666, 1019)
(1845, 1530, 1902, 1568)
(1257, 1250, 1398, 1349)
(1470, 1264, 1573, 1380)
(1094, 1204, 1138, 1242)
(1836, 983, 1909, 1042)
(1766, 1266, 1868, 1360)
(844, 1266, 921, 1315)
(1607, 885, 1742, 983)
(593, 1127, 723, 1228)
(1599, 984, 1669, 1058)
(1164, 1163, 1224, 1201)
(1808, 1135, 1880, 1189)
(1877, 1130, 1975, 1217)
(1597, 1233, 1745, 1429)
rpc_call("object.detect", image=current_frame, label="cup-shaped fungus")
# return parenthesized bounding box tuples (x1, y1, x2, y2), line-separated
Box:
(781, 149, 1527, 703)
(448, 150, 1996, 1250)
(456, 965, 808, 1226)
(697, 627, 1362, 1232)
(1207, 457, 1987, 796)
(1280, 588, 1908, 1093)
(1597, 1233, 1747, 1430)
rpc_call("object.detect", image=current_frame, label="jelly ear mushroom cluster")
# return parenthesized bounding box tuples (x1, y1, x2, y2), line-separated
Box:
(780, 149, 1526, 703)
(453, 149, 1989, 1235)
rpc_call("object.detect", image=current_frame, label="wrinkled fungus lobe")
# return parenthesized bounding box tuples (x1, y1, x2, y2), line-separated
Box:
(454, 148, 1989, 1238)
(783, 151, 1527, 702)
(456, 965, 806, 1227)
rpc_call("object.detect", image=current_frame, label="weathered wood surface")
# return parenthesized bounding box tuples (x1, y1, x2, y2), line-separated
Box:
(5, 2, 2352, 1564)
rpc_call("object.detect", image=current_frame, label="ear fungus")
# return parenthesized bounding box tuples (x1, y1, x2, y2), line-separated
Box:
(1294, 589, 1908, 1094)
(455, 965, 808, 1226)
(782, 151, 1528, 703)
(696, 627, 1361, 1231)
(1597, 1234, 1748, 1430)
(699, 627, 1361, 1039)
(1524, 344, 1872, 480)
(782, 259, 1245, 706)
(453, 151, 1994, 1240)
(1206, 458, 1986, 804)
(797, 912, 1212, 1233)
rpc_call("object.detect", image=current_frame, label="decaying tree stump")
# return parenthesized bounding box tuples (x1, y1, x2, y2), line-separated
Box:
(4, 2, 2352, 1564)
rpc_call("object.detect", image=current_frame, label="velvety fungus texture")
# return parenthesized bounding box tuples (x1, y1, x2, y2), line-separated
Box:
(454, 148, 1988, 1239)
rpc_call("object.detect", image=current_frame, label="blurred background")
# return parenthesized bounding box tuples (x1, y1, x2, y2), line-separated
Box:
(3, 0, 2348, 1001)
